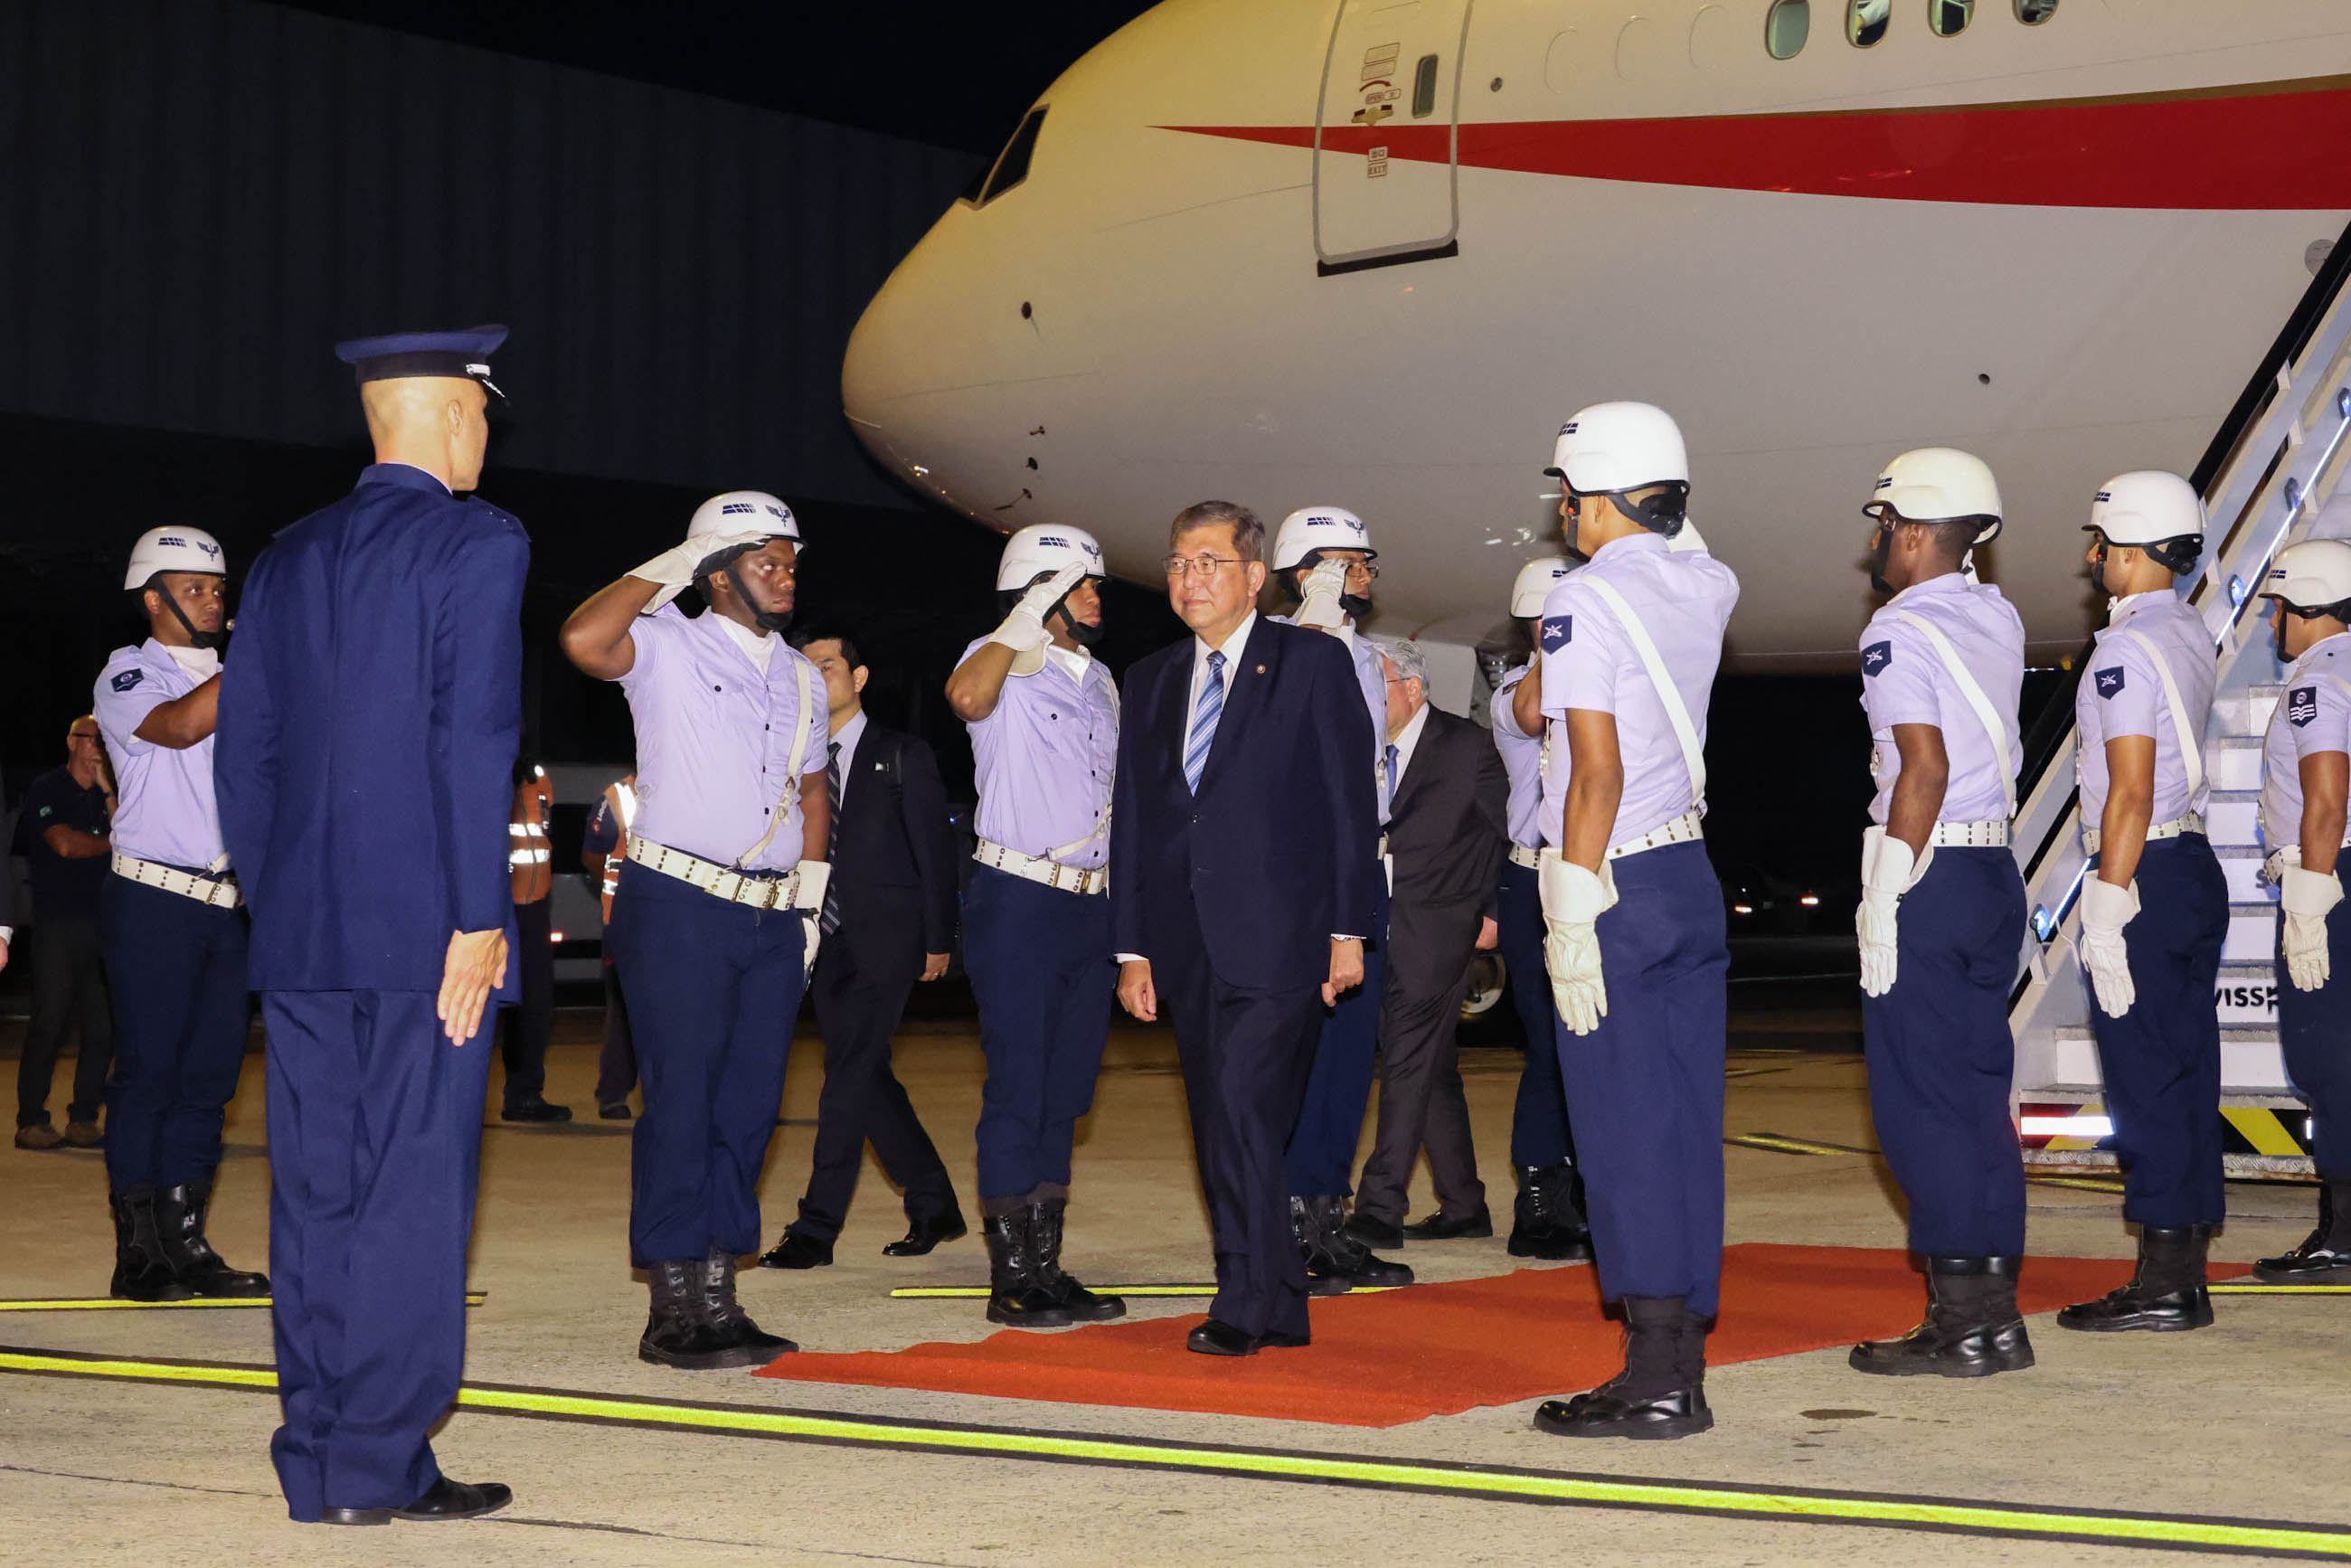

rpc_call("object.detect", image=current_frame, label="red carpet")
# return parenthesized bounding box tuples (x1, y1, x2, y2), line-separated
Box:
(756, 1244, 2250, 1427)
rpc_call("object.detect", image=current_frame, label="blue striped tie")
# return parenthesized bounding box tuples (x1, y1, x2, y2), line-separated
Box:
(1184, 650, 1226, 794)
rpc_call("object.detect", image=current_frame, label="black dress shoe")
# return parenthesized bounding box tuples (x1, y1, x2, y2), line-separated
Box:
(1186, 1318, 1259, 1356)
(392, 1477, 514, 1521)
(1533, 1384, 1712, 1440)
(758, 1230, 834, 1270)
(1343, 1211, 1405, 1251)
(1311, 1198, 1412, 1288)
(2255, 1178, 2351, 1283)
(1257, 1328, 1311, 1349)
(1851, 1258, 2034, 1377)
(883, 1209, 969, 1257)
(318, 1506, 392, 1526)
(501, 1096, 572, 1123)
(598, 1101, 633, 1121)
(1402, 1204, 1493, 1242)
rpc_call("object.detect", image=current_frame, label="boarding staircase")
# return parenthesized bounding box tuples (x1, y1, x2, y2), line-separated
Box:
(2006, 223, 2351, 1181)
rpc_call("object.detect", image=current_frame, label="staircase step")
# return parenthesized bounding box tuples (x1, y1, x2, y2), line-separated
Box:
(2215, 959, 2280, 1024)
(2049, 1024, 2291, 1092)
(2225, 901, 2279, 961)
(2211, 737, 2265, 790)
(2205, 794, 2261, 845)
(2214, 685, 2283, 734)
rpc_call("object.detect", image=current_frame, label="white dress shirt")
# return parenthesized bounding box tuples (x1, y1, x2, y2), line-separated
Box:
(1386, 699, 1430, 790)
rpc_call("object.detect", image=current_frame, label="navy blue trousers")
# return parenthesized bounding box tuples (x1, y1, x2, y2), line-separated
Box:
(1861, 846, 2028, 1258)
(2087, 836, 2229, 1226)
(100, 875, 250, 1189)
(963, 864, 1116, 1202)
(2278, 894, 2351, 1176)
(1285, 928, 1386, 1198)
(1553, 843, 1728, 1316)
(1497, 859, 1574, 1169)
(262, 987, 491, 1520)
(609, 864, 807, 1265)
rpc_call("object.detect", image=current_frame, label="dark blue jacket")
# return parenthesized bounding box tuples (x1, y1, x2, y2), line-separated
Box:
(215, 464, 527, 992)
(1110, 616, 1378, 991)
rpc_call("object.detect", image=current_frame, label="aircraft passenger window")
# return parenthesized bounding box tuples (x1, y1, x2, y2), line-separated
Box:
(1412, 54, 1440, 117)
(980, 108, 1047, 204)
(2013, 0, 2056, 20)
(1930, 0, 1971, 33)
(1847, 0, 1890, 46)
(1766, 0, 1810, 59)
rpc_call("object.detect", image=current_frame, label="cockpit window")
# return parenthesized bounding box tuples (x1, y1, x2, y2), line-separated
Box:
(1848, 0, 1890, 46)
(2014, 0, 2056, 20)
(1930, 0, 1972, 34)
(1765, 0, 1810, 58)
(980, 108, 1047, 205)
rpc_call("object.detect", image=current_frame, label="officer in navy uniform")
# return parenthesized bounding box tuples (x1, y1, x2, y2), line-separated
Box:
(2057, 473, 2230, 1332)
(92, 527, 268, 1303)
(560, 490, 831, 1370)
(216, 326, 523, 1525)
(2250, 538, 2351, 1283)
(1845, 448, 2034, 1380)
(1525, 403, 1738, 1441)
(1492, 557, 1591, 1261)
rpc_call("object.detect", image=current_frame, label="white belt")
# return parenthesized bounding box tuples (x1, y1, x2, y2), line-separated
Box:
(1606, 810, 1704, 862)
(1508, 844, 1542, 870)
(1929, 819, 2011, 848)
(2082, 812, 2204, 856)
(2262, 841, 2351, 887)
(626, 838, 817, 912)
(111, 853, 241, 909)
(974, 838, 1107, 897)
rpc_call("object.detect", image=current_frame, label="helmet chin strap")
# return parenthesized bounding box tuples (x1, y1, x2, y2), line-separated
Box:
(151, 577, 227, 651)
(722, 558, 793, 632)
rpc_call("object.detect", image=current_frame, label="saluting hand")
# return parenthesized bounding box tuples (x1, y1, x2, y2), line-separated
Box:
(439, 927, 510, 1045)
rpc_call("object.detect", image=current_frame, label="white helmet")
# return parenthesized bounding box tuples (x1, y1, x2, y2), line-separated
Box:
(996, 524, 1105, 590)
(2260, 537, 2351, 614)
(1545, 401, 1688, 493)
(124, 526, 227, 590)
(1867, 449, 2003, 543)
(687, 490, 803, 551)
(1510, 557, 1576, 617)
(2086, 470, 2205, 573)
(1272, 505, 1376, 571)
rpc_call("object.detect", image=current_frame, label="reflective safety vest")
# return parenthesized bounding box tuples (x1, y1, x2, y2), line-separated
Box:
(509, 773, 553, 904)
(599, 776, 638, 923)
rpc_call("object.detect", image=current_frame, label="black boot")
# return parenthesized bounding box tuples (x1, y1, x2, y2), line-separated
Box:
(700, 1247, 796, 1358)
(2059, 1225, 2214, 1332)
(109, 1185, 191, 1303)
(1850, 1256, 2035, 1377)
(1507, 1164, 1594, 1261)
(1291, 1197, 1356, 1297)
(1312, 1195, 1412, 1287)
(2256, 1176, 2351, 1284)
(1030, 1199, 1125, 1321)
(1534, 1295, 1712, 1440)
(155, 1181, 269, 1297)
(638, 1258, 763, 1370)
(983, 1209, 1072, 1327)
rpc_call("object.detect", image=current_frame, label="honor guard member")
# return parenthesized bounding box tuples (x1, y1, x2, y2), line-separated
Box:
(496, 760, 569, 1122)
(215, 326, 522, 1525)
(2250, 539, 2351, 1283)
(1266, 507, 1412, 1290)
(2058, 474, 2229, 1331)
(584, 772, 638, 1118)
(1492, 558, 1591, 1261)
(1846, 448, 2034, 1379)
(559, 490, 831, 1369)
(92, 527, 267, 1302)
(944, 524, 1127, 1327)
(1526, 402, 1737, 1441)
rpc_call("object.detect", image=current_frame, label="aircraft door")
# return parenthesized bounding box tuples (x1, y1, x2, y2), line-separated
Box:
(1314, 0, 1471, 272)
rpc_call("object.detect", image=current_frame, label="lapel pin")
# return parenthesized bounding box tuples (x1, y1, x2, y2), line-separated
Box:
(1255, 664, 1266, 675)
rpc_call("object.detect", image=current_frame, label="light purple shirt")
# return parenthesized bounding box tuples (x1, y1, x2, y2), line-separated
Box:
(94, 639, 224, 869)
(1858, 573, 2025, 825)
(2075, 590, 2215, 827)
(1539, 533, 1740, 847)
(616, 605, 828, 871)
(962, 637, 1118, 870)
(2261, 630, 2351, 850)
(1490, 661, 1547, 849)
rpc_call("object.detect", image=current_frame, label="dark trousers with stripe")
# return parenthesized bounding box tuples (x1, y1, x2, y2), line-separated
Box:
(1284, 926, 1387, 1199)
(2087, 835, 2229, 1226)
(609, 864, 807, 1264)
(262, 987, 491, 1519)
(15, 916, 110, 1129)
(1553, 843, 1728, 1316)
(963, 864, 1116, 1203)
(2278, 895, 2351, 1176)
(99, 874, 250, 1189)
(1497, 858, 1574, 1169)
(1862, 846, 2029, 1258)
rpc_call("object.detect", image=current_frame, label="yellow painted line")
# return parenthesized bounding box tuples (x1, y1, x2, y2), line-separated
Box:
(2224, 1107, 2309, 1158)
(885, 1286, 1399, 1300)
(5, 1348, 2349, 1557)
(2210, 1282, 2351, 1295)
(1724, 1135, 1873, 1158)
(2027, 1176, 2128, 1194)
(0, 1292, 487, 1313)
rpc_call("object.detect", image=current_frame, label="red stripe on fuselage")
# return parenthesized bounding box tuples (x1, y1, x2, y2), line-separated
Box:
(1162, 82, 2351, 209)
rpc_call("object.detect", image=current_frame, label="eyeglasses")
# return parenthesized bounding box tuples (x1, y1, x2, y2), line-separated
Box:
(1162, 554, 1247, 579)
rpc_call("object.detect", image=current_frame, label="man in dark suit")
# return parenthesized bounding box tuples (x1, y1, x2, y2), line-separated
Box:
(761, 624, 964, 1268)
(1112, 501, 1380, 1356)
(216, 326, 520, 1524)
(1350, 641, 1508, 1236)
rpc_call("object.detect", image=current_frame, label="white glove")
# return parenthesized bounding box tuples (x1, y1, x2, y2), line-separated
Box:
(630, 530, 772, 612)
(795, 861, 832, 980)
(2280, 865, 2342, 992)
(1295, 558, 1350, 631)
(988, 562, 1084, 676)
(2077, 876, 2140, 1018)
(1537, 850, 1617, 1035)
(1856, 827, 1933, 999)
